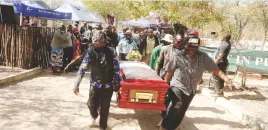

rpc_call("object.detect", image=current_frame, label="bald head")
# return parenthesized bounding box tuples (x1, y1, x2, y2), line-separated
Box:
(147, 29, 154, 38)
(174, 34, 184, 49)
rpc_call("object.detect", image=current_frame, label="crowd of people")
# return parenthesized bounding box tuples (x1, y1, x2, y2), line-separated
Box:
(50, 23, 233, 130)
(50, 23, 169, 74)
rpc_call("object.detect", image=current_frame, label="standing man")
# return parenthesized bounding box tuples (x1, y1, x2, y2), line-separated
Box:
(155, 34, 184, 79)
(50, 25, 67, 75)
(81, 25, 93, 54)
(149, 34, 173, 70)
(104, 25, 119, 49)
(213, 34, 232, 96)
(62, 25, 76, 72)
(117, 27, 128, 42)
(159, 36, 233, 130)
(117, 30, 137, 61)
(80, 23, 88, 35)
(73, 30, 121, 130)
(139, 29, 159, 64)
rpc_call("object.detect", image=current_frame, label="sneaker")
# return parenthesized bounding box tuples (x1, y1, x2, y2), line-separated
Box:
(157, 119, 163, 127)
(88, 118, 96, 127)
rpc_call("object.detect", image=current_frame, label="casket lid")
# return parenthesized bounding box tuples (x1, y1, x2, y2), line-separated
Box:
(120, 61, 162, 80)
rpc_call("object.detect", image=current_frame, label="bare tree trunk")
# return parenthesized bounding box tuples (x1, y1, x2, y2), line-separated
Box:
(263, 30, 267, 50)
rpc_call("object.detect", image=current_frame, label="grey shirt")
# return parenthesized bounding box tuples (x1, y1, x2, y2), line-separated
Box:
(215, 41, 231, 64)
(167, 51, 219, 96)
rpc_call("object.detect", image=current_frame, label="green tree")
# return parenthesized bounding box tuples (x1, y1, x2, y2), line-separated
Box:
(83, 0, 133, 22)
(122, 1, 218, 29)
(215, 1, 254, 41)
(253, 1, 268, 49)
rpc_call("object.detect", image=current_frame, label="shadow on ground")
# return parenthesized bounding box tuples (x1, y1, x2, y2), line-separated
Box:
(188, 106, 225, 114)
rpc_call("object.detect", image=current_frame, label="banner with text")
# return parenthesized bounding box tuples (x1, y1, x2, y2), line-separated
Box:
(199, 46, 268, 74)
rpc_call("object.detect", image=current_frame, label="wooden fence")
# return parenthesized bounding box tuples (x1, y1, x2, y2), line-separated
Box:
(0, 24, 55, 69)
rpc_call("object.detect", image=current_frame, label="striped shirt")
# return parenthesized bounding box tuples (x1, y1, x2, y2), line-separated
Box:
(74, 50, 121, 88)
(167, 51, 218, 96)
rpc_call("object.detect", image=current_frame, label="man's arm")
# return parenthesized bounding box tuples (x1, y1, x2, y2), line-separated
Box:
(165, 71, 173, 85)
(204, 53, 233, 90)
(74, 52, 91, 88)
(155, 47, 165, 76)
(213, 69, 230, 83)
(164, 57, 177, 85)
(215, 44, 228, 64)
(215, 53, 225, 65)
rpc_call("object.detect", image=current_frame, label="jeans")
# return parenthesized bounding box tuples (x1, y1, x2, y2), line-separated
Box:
(161, 89, 194, 130)
(87, 86, 113, 129)
(212, 62, 228, 93)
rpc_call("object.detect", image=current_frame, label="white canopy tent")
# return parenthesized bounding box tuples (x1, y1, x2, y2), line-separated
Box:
(55, 3, 104, 23)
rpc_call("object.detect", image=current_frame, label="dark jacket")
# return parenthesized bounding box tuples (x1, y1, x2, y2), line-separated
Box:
(106, 33, 119, 48)
(88, 46, 114, 83)
(139, 35, 159, 56)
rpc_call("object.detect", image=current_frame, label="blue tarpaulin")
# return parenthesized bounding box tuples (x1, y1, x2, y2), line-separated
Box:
(4, 0, 72, 20)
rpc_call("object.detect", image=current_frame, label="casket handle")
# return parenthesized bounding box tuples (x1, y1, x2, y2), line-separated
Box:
(135, 92, 153, 103)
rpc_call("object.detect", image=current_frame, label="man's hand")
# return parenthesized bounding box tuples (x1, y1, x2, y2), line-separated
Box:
(73, 87, 79, 95)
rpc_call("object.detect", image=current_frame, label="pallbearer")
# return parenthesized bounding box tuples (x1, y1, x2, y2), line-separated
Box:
(159, 36, 233, 130)
(73, 30, 121, 130)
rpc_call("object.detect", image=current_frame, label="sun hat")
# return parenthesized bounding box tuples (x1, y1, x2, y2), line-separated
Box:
(161, 34, 174, 43)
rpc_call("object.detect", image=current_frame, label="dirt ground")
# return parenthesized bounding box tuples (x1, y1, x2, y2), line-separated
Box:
(0, 71, 246, 130)
(202, 72, 268, 124)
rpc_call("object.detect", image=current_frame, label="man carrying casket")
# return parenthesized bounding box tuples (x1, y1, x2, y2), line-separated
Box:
(159, 36, 233, 130)
(73, 30, 121, 130)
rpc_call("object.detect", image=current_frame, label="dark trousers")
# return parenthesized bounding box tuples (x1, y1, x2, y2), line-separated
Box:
(81, 43, 88, 54)
(162, 89, 194, 130)
(62, 47, 73, 70)
(87, 86, 113, 129)
(161, 88, 172, 118)
(119, 53, 127, 61)
(212, 62, 228, 93)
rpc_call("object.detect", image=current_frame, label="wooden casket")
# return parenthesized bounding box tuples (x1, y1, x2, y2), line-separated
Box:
(117, 61, 169, 111)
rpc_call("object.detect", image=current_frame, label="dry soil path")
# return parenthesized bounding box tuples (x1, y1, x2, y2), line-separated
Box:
(0, 71, 247, 130)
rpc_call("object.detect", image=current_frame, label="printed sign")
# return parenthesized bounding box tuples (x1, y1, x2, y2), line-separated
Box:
(199, 46, 268, 74)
